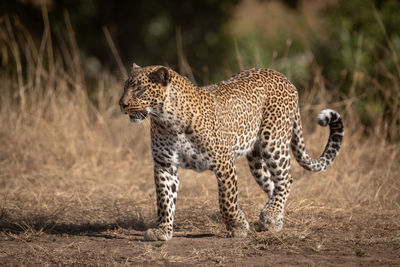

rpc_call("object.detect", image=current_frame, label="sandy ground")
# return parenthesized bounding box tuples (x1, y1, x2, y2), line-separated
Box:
(1, 210, 399, 266)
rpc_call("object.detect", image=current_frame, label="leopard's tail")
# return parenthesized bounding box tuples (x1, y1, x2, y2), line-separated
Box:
(291, 109, 344, 172)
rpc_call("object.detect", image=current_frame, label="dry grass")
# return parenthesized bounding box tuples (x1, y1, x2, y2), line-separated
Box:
(0, 14, 399, 265)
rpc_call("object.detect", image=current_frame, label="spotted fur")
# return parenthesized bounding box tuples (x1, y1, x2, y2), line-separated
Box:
(119, 64, 344, 241)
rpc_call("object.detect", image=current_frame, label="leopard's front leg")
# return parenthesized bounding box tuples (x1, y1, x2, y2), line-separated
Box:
(144, 162, 179, 241)
(215, 160, 249, 238)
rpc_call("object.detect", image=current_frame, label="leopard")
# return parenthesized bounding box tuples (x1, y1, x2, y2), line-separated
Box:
(119, 63, 344, 241)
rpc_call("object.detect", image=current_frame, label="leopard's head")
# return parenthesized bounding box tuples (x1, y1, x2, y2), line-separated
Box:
(119, 63, 171, 123)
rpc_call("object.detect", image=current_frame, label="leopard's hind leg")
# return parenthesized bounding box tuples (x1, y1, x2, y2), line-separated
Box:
(246, 142, 274, 200)
(254, 109, 294, 232)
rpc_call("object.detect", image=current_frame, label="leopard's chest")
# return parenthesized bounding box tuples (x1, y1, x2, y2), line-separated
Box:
(151, 118, 212, 172)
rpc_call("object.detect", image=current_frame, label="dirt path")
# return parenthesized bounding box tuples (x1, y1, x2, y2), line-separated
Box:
(1, 211, 399, 266)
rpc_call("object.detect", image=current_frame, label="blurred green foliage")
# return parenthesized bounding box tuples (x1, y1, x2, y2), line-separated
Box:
(319, 0, 400, 138)
(317, 0, 400, 88)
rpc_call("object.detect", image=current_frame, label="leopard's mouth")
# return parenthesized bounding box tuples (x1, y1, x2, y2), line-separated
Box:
(128, 110, 148, 123)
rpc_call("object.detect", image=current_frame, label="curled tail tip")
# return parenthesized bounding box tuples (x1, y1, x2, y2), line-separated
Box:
(317, 109, 341, 127)
(293, 108, 343, 172)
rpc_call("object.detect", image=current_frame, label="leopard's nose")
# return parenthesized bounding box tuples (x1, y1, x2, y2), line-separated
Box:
(119, 98, 128, 111)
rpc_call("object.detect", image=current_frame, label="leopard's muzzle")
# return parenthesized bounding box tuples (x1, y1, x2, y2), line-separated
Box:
(128, 110, 148, 123)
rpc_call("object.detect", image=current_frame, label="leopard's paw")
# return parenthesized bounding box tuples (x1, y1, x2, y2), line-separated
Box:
(227, 220, 250, 238)
(143, 228, 172, 241)
(258, 210, 283, 232)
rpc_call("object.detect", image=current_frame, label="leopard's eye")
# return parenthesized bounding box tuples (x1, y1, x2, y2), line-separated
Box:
(133, 86, 146, 97)
(124, 78, 134, 89)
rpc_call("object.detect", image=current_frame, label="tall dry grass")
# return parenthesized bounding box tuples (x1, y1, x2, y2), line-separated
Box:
(0, 14, 399, 238)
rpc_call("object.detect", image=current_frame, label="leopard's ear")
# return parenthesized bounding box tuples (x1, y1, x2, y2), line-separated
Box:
(131, 63, 141, 75)
(132, 63, 141, 69)
(149, 67, 170, 86)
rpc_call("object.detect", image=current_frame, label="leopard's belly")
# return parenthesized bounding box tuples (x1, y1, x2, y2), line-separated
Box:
(175, 131, 259, 171)
(175, 133, 210, 172)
